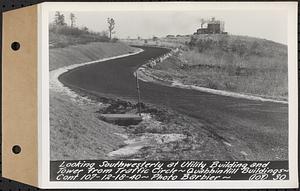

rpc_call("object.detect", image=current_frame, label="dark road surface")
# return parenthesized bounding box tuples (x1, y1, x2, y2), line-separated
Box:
(59, 46, 288, 160)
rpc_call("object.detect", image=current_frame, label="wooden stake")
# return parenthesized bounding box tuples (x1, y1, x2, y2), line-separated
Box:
(136, 71, 142, 116)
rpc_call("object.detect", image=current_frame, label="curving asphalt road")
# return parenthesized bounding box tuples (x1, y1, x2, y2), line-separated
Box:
(59, 46, 288, 161)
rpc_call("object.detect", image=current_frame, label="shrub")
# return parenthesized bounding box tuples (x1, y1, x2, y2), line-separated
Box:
(158, 34, 288, 98)
(49, 23, 110, 48)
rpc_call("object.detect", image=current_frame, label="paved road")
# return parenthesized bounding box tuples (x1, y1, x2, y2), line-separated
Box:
(59, 46, 288, 160)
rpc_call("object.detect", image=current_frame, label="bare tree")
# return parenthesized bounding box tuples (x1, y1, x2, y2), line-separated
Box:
(107, 18, 115, 40)
(54, 11, 66, 26)
(70, 13, 76, 28)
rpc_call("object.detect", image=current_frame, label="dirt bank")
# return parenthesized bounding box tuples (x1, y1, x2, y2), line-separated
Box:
(50, 42, 138, 160)
(50, 42, 238, 161)
(127, 35, 288, 102)
(65, 88, 237, 161)
(50, 42, 136, 71)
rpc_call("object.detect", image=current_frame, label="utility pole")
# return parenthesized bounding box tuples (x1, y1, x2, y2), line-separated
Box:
(135, 71, 142, 116)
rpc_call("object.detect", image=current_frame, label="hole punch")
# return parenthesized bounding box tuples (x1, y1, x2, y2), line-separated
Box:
(11, 42, 20, 51)
(12, 145, 21, 154)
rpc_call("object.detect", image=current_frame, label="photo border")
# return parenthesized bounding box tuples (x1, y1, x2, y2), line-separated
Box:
(39, 1, 298, 189)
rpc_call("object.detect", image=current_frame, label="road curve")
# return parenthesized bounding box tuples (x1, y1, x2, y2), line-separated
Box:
(59, 46, 288, 160)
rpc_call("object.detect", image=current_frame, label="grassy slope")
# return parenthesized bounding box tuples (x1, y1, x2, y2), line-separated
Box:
(50, 42, 136, 71)
(50, 92, 125, 160)
(49, 41, 238, 160)
(151, 34, 288, 99)
(50, 42, 136, 160)
(123, 36, 190, 49)
(49, 24, 110, 49)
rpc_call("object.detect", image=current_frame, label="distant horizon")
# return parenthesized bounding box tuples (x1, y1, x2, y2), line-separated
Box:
(49, 10, 288, 45)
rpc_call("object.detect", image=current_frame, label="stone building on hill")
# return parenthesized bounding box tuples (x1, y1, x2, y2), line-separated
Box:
(194, 17, 227, 34)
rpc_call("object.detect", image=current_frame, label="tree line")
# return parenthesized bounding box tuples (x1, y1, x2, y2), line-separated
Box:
(53, 12, 116, 40)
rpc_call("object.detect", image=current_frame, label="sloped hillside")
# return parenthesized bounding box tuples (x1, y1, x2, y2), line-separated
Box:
(49, 24, 110, 48)
(49, 42, 136, 71)
(49, 32, 138, 160)
(149, 34, 288, 99)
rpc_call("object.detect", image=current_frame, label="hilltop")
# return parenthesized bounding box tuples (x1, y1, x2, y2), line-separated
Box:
(136, 34, 288, 99)
(49, 24, 111, 48)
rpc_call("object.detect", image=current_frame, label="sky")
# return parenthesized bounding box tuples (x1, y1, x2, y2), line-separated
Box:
(49, 10, 287, 44)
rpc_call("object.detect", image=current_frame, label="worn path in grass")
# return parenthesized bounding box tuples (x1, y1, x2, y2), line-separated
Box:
(59, 46, 288, 160)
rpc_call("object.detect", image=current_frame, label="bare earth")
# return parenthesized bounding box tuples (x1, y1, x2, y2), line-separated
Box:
(50, 42, 134, 160)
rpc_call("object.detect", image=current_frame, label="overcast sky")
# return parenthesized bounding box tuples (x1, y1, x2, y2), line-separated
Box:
(49, 10, 287, 44)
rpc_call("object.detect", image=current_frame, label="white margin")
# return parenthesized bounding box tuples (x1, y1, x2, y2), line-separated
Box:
(37, 3, 42, 187)
(38, 1, 298, 189)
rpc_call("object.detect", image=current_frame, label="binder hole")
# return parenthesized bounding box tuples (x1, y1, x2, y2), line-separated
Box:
(11, 42, 20, 51)
(12, 145, 21, 154)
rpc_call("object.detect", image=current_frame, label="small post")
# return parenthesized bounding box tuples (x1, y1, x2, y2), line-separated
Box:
(135, 71, 142, 116)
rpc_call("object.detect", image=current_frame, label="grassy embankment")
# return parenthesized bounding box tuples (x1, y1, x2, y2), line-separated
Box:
(49, 23, 112, 48)
(49, 25, 137, 160)
(50, 26, 238, 160)
(49, 41, 235, 160)
(123, 36, 190, 49)
(139, 35, 288, 100)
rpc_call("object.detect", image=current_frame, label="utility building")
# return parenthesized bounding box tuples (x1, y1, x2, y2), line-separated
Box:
(195, 17, 226, 34)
